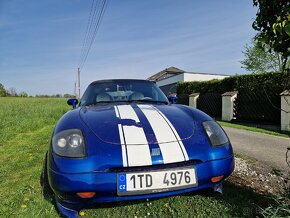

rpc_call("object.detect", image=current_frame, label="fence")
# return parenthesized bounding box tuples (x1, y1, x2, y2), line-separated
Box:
(197, 93, 222, 118)
(176, 94, 189, 105)
(177, 91, 283, 126)
(233, 92, 281, 125)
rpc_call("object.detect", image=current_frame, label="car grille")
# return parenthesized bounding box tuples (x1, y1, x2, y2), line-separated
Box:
(109, 159, 202, 173)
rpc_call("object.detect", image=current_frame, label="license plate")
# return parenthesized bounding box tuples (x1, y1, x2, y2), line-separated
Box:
(117, 167, 197, 196)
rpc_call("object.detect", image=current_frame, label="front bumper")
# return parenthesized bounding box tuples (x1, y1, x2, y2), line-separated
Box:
(48, 155, 234, 209)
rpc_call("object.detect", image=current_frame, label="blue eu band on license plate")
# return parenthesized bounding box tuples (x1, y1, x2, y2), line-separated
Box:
(117, 173, 127, 192)
(117, 167, 197, 196)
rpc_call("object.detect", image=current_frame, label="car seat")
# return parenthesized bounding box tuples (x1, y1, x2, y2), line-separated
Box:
(96, 93, 113, 102)
(129, 92, 144, 100)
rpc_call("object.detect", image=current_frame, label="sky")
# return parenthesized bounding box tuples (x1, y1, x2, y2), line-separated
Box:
(0, 0, 257, 96)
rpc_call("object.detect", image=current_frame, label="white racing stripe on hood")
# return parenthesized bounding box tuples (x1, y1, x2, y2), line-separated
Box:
(114, 105, 152, 167)
(151, 105, 189, 161)
(137, 104, 189, 163)
(114, 106, 128, 167)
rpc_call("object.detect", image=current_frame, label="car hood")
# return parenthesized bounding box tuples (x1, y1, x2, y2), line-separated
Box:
(79, 103, 195, 145)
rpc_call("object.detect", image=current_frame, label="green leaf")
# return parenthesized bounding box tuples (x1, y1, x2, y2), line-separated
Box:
(285, 23, 290, 36)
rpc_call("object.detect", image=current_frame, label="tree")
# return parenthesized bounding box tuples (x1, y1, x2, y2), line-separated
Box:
(18, 91, 28, 97)
(64, 93, 76, 98)
(252, 0, 290, 72)
(7, 87, 17, 97)
(0, 83, 7, 97)
(240, 40, 287, 73)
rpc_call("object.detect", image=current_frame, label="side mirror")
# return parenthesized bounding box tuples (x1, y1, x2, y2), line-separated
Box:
(168, 96, 177, 104)
(67, 98, 79, 109)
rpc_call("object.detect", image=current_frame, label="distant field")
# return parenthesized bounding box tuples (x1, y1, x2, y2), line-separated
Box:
(0, 97, 272, 217)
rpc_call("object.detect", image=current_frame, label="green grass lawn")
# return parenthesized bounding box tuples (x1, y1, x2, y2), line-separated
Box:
(0, 97, 274, 217)
(218, 121, 290, 138)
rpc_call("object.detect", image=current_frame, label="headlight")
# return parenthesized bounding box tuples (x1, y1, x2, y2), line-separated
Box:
(52, 129, 86, 158)
(202, 121, 229, 146)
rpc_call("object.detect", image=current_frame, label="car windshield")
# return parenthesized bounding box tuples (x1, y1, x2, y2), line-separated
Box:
(80, 80, 169, 106)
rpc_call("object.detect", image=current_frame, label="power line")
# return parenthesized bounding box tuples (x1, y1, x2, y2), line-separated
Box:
(78, 0, 97, 68)
(80, 0, 107, 70)
(78, 0, 100, 68)
(75, 0, 108, 98)
(78, 0, 108, 71)
(80, 0, 108, 70)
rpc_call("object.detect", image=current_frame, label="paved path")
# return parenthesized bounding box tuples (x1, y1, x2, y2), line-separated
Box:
(223, 126, 290, 171)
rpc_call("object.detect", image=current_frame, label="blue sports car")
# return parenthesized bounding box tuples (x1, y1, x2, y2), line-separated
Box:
(43, 79, 234, 217)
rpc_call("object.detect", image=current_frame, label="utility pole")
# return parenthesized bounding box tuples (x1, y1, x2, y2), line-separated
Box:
(74, 82, 76, 97)
(77, 68, 81, 99)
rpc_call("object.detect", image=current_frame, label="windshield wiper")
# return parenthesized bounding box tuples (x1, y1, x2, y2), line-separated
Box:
(86, 101, 113, 106)
(85, 99, 169, 106)
(128, 99, 168, 104)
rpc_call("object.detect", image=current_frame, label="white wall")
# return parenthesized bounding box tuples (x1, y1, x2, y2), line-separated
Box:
(222, 94, 237, 121)
(183, 73, 228, 81)
(156, 74, 185, 87)
(281, 95, 290, 131)
(156, 73, 228, 87)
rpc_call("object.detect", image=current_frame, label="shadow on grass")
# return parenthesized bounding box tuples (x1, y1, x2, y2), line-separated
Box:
(40, 153, 53, 201)
(39, 152, 275, 218)
(83, 181, 274, 218)
(259, 186, 290, 217)
(40, 153, 64, 217)
(184, 181, 274, 217)
(40, 177, 275, 218)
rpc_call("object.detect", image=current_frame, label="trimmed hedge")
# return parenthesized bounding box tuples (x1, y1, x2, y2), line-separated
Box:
(177, 71, 290, 95)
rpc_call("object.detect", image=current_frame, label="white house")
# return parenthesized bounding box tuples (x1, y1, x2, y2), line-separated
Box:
(147, 67, 229, 95)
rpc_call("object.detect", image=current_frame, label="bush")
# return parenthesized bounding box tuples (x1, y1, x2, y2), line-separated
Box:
(177, 72, 289, 95)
